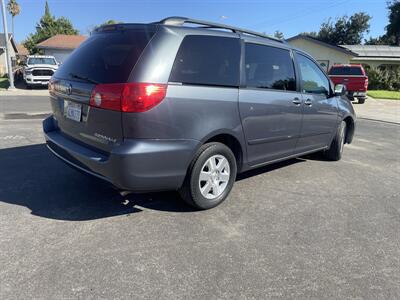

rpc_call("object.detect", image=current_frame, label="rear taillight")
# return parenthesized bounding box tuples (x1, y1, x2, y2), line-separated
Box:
(121, 83, 167, 112)
(89, 83, 167, 113)
(90, 83, 124, 111)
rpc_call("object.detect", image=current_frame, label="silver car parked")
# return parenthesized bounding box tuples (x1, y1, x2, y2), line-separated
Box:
(43, 17, 355, 210)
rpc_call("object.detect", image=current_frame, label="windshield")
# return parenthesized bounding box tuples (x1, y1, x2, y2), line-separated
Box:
(329, 66, 363, 76)
(27, 57, 57, 65)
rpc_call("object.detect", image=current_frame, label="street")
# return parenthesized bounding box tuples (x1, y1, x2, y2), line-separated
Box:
(0, 95, 399, 299)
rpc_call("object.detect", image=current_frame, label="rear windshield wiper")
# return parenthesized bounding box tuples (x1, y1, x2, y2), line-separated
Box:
(69, 72, 99, 85)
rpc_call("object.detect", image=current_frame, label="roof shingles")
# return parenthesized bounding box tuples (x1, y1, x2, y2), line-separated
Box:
(342, 45, 400, 58)
(37, 34, 87, 50)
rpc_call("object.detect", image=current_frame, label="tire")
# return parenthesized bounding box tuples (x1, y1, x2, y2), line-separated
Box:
(324, 121, 346, 161)
(179, 142, 237, 210)
(358, 97, 366, 104)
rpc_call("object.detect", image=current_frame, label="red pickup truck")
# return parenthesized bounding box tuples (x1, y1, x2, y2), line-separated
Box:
(328, 64, 368, 104)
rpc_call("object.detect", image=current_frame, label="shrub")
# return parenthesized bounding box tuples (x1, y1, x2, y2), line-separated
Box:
(366, 66, 400, 91)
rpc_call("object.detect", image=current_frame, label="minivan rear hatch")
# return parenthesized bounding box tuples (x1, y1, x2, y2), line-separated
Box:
(49, 24, 157, 152)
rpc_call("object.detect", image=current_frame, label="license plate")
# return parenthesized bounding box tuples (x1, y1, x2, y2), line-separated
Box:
(65, 101, 82, 122)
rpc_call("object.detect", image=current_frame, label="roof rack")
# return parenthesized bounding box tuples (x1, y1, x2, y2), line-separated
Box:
(157, 16, 284, 43)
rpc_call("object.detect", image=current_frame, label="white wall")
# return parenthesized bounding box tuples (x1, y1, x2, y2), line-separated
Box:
(287, 38, 354, 72)
(0, 49, 6, 75)
(43, 49, 73, 64)
(0, 46, 17, 75)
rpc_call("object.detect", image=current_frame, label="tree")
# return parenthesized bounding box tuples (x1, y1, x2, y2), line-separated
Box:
(101, 20, 119, 26)
(365, 35, 393, 45)
(316, 12, 371, 45)
(274, 30, 284, 39)
(23, 1, 78, 54)
(386, 0, 400, 45)
(365, 1, 399, 45)
(6, 0, 21, 37)
(87, 20, 122, 34)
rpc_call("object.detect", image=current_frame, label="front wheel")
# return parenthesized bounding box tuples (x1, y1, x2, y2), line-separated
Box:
(358, 97, 366, 104)
(179, 142, 237, 210)
(324, 121, 346, 161)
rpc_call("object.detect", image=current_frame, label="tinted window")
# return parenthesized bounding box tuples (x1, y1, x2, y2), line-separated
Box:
(27, 57, 57, 65)
(169, 35, 240, 87)
(55, 26, 156, 84)
(296, 54, 330, 95)
(245, 44, 296, 91)
(328, 66, 363, 76)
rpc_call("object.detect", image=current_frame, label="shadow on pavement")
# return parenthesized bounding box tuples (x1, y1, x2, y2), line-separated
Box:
(0, 143, 306, 221)
(0, 144, 195, 221)
(237, 158, 304, 181)
(13, 78, 48, 90)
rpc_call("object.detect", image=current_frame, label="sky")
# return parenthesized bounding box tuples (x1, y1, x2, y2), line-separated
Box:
(4, 0, 389, 43)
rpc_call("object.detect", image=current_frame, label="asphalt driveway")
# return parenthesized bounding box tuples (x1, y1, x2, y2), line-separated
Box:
(0, 99, 399, 299)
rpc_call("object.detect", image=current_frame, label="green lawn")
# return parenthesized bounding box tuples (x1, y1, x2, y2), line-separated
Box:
(367, 90, 400, 100)
(0, 77, 9, 89)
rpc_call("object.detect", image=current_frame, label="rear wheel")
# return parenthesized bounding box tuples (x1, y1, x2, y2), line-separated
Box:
(358, 97, 366, 104)
(324, 121, 346, 161)
(179, 142, 237, 210)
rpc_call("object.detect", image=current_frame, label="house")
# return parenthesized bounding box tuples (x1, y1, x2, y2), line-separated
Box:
(16, 43, 29, 63)
(286, 34, 400, 72)
(286, 34, 357, 72)
(0, 33, 18, 76)
(341, 45, 400, 70)
(36, 34, 87, 63)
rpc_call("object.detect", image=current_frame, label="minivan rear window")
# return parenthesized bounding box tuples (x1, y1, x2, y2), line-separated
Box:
(169, 35, 240, 87)
(55, 26, 156, 84)
(328, 66, 363, 76)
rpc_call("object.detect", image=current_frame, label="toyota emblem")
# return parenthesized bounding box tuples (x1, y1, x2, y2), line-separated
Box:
(66, 84, 72, 95)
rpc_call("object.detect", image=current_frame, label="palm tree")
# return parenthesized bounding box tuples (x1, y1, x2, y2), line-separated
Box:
(7, 0, 21, 37)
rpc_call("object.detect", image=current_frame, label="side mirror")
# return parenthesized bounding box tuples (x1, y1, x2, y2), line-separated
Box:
(334, 84, 346, 96)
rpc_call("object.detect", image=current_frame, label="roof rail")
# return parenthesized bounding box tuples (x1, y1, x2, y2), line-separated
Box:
(157, 16, 284, 43)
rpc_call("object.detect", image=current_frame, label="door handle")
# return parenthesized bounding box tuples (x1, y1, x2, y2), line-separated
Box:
(292, 97, 301, 105)
(304, 99, 312, 106)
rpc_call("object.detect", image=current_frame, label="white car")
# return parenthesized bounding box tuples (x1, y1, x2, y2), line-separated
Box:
(23, 55, 59, 88)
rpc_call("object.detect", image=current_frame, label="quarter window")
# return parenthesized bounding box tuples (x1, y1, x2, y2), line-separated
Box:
(169, 35, 240, 87)
(244, 44, 296, 91)
(296, 53, 330, 95)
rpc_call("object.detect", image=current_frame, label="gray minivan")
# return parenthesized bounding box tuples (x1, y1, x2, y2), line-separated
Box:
(43, 17, 355, 210)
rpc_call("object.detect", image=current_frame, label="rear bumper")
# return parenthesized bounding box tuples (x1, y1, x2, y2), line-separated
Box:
(348, 91, 366, 98)
(43, 116, 199, 192)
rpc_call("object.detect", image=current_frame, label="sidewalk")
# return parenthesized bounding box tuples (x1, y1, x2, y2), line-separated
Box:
(0, 87, 49, 96)
(353, 97, 400, 124)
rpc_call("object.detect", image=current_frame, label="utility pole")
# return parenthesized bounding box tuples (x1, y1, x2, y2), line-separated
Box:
(1, 0, 15, 89)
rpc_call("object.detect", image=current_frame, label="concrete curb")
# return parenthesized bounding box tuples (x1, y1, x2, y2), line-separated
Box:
(0, 112, 51, 120)
(0, 89, 49, 96)
(358, 117, 400, 125)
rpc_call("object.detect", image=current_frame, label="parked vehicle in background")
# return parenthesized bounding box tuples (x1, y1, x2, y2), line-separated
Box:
(23, 55, 59, 88)
(43, 17, 356, 210)
(328, 64, 368, 104)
